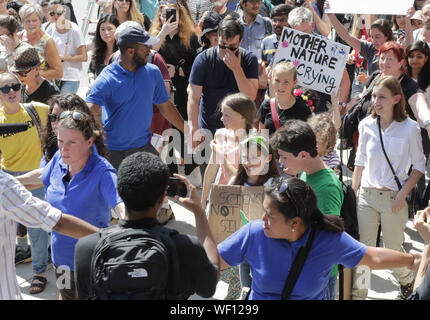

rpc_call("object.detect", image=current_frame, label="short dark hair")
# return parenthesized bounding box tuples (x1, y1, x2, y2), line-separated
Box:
(218, 15, 244, 41)
(270, 4, 294, 19)
(270, 119, 318, 158)
(117, 152, 170, 212)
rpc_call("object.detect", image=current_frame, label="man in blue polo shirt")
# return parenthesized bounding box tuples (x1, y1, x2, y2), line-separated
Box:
(86, 25, 185, 170)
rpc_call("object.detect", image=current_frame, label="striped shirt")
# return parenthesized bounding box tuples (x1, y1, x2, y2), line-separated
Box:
(0, 171, 61, 300)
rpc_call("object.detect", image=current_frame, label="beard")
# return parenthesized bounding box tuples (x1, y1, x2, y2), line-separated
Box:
(133, 52, 147, 68)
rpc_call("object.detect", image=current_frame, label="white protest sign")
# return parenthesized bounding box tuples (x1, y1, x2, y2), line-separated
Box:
(325, 0, 414, 15)
(272, 27, 350, 95)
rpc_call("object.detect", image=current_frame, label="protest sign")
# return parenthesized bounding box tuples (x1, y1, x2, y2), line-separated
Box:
(325, 0, 414, 15)
(208, 185, 264, 245)
(272, 27, 350, 95)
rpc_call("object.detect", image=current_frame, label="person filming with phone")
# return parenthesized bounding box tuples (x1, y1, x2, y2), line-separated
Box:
(74, 152, 220, 300)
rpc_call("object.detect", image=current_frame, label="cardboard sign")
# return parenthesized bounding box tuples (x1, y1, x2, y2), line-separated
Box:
(272, 27, 350, 95)
(325, 0, 414, 15)
(208, 185, 264, 245)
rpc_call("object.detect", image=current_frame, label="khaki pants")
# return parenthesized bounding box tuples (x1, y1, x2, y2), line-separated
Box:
(351, 188, 415, 300)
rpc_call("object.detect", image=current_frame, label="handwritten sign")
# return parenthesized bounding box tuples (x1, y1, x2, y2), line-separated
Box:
(273, 27, 349, 95)
(324, 0, 414, 15)
(208, 185, 264, 245)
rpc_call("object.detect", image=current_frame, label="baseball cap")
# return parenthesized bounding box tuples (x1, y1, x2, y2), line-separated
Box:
(199, 11, 222, 44)
(117, 25, 160, 47)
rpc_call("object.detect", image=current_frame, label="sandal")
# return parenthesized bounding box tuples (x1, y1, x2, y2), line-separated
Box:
(29, 275, 47, 294)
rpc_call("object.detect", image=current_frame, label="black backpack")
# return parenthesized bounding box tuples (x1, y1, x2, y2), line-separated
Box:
(89, 225, 180, 300)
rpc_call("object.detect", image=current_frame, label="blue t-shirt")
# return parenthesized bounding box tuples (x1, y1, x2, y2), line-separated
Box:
(218, 220, 366, 300)
(42, 146, 123, 270)
(189, 46, 258, 133)
(86, 60, 169, 151)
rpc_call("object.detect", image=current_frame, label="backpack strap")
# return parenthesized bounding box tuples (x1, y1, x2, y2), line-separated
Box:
(270, 98, 281, 130)
(281, 228, 316, 300)
(23, 103, 42, 138)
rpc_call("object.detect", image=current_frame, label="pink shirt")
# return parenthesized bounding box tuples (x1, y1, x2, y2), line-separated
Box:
(213, 128, 240, 185)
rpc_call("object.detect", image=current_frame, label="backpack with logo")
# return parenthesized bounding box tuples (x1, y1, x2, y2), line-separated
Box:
(88, 224, 180, 300)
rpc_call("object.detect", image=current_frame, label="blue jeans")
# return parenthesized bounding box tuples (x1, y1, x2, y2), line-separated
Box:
(324, 275, 337, 300)
(60, 80, 80, 94)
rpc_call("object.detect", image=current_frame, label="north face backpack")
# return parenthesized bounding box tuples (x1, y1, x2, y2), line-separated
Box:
(88, 225, 180, 300)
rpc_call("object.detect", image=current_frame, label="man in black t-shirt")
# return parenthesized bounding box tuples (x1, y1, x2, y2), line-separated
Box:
(74, 152, 219, 300)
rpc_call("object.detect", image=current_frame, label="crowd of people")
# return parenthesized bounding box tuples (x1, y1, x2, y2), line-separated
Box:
(1, 0, 430, 302)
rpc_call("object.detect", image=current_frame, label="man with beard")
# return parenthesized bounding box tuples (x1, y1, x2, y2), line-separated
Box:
(261, 4, 294, 66)
(86, 25, 185, 170)
(238, 0, 272, 60)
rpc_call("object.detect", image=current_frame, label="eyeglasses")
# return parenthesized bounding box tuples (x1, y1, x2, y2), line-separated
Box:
(59, 110, 86, 121)
(116, 0, 131, 2)
(159, 0, 178, 5)
(12, 69, 33, 77)
(218, 43, 239, 51)
(49, 10, 64, 17)
(0, 83, 21, 94)
(48, 113, 61, 122)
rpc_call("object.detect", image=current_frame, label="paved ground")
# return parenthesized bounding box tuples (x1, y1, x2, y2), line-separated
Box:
(14, 2, 426, 300)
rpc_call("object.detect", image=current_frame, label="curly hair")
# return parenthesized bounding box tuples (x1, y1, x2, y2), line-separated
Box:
(117, 152, 170, 212)
(149, 2, 196, 50)
(307, 112, 337, 157)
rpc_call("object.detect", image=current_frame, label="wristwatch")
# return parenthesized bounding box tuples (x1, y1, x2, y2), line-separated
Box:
(424, 119, 430, 128)
(339, 102, 347, 108)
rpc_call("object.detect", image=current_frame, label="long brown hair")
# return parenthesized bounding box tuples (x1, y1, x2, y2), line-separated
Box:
(149, 2, 196, 50)
(113, 0, 145, 26)
(370, 75, 407, 122)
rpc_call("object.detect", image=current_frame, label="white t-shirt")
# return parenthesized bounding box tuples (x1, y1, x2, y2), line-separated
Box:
(46, 22, 85, 81)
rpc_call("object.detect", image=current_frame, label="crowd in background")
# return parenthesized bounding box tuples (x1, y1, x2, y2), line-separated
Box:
(1, 0, 430, 301)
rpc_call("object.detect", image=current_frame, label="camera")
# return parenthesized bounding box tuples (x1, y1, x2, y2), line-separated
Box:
(166, 177, 187, 197)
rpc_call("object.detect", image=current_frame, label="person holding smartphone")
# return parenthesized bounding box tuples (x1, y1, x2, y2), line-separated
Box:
(149, 1, 201, 181)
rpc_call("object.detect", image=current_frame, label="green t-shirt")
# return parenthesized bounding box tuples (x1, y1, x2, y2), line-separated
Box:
(300, 168, 343, 216)
(300, 168, 344, 278)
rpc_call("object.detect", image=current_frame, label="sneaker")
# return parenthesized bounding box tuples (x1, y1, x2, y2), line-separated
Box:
(15, 246, 32, 264)
(396, 282, 414, 300)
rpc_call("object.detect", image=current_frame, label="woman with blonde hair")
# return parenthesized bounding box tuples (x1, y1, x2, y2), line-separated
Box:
(103, 0, 149, 30)
(18, 3, 63, 81)
(150, 0, 200, 177)
(259, 61, 312, 135)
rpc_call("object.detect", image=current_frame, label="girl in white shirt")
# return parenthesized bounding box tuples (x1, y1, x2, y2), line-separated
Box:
(351, 75, 426, 300)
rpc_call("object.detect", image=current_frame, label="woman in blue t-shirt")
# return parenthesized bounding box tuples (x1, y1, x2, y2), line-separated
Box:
(218, 177, 421, 300)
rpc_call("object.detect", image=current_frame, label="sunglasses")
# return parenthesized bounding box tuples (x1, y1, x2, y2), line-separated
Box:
(60, 110, 86, 121)
(116, 0, 131, 2)
(267, 176, 300, 214)
(49, 10, 64, 17)
(0, 83, 21, 94)
(48, 113, 61, 122)
(218, 43, 239, 51)
(13, 69, 33, 77)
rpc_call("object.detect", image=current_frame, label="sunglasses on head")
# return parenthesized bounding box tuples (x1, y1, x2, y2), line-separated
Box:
(49, 9, 64, 16)
(60, 110, 86, 121)
(267, 176, 300, 214)
(0, 83, 21, 94)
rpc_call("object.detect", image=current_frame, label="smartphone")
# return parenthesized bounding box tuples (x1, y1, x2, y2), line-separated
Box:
(166, 177, 187, 197)
(166, 8, 176, 23)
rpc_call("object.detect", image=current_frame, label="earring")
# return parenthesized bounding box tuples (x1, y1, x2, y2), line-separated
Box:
(292, 228, 295, 233)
